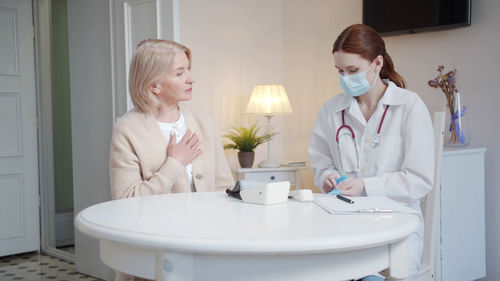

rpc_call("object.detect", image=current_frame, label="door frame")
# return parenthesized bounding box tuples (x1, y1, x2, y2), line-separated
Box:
(33, 0, 74, 262)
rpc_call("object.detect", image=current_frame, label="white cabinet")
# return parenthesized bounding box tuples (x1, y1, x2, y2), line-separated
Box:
(438, 148, 486, 281)
(236, 167, 304, 189)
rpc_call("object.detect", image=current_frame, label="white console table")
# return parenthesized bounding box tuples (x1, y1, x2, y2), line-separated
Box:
(438, 148, 486, 281)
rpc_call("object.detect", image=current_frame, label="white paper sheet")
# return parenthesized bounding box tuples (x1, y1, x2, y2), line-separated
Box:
(314, 195, 418, 215)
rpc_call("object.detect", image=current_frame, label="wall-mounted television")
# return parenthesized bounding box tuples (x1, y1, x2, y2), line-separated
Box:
(363, 0, 471, 36)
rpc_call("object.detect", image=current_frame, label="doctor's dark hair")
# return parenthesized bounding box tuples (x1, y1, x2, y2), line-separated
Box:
(333, 24, 406, 88)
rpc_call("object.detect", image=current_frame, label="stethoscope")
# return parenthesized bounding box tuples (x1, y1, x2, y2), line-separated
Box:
(335, 105, 390, 173)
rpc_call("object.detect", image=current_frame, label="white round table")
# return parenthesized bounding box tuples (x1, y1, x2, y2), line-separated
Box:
(75, 192, 419, 281)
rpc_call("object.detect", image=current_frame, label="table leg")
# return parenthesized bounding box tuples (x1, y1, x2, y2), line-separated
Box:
(155, 251, 194, 281)
(380, 238, 408, 280)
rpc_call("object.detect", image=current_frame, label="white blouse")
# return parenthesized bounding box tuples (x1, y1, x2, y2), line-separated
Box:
(157, 112, 194, 192)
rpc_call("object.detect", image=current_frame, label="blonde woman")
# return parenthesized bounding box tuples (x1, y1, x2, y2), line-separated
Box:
(109, 39, 234, 280)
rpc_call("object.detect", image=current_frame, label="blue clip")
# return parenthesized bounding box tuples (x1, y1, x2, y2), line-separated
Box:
(336, 175, 347, 184)
(328, 188, 342, 195)
(327, 175, 347, 195)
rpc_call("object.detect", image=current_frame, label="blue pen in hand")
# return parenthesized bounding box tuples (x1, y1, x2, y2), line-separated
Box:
(327, 175, 347, 195)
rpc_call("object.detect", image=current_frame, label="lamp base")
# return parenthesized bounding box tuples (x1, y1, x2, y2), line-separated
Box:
(258, 160, 281, 168)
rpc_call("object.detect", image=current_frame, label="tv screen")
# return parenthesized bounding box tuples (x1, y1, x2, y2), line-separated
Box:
(363, 0, 471, 36)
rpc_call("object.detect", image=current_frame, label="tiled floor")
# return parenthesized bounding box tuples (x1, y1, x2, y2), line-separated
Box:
(0, 252, 103, 281)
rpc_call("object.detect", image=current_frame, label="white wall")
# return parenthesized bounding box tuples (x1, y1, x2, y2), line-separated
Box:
(179, 0, 286, 171)
(179, 0, 499, 280)
(67, 1, 115, 280)
(282, 0, 362, 191)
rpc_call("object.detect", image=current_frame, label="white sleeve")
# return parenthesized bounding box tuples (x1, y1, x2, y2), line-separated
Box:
(363, 99, 434, 204)
(308, 107, 341, 192)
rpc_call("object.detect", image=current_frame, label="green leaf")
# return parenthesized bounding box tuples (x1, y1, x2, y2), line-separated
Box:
(222, 122, 278, 152)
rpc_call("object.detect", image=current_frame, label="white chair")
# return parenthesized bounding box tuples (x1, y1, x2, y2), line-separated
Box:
(414, 112, 445, 281)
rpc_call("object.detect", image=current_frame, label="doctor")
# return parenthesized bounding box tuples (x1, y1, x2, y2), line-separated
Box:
(309, 24, 434, 281)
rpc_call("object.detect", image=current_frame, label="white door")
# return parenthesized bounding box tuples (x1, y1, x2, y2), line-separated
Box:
(0, 0, 40, 256)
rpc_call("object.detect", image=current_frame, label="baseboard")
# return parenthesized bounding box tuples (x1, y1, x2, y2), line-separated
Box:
(55, 212, 74, 247)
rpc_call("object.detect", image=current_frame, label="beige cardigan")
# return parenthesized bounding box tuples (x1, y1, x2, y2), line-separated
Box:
(109, 104, 234, 199)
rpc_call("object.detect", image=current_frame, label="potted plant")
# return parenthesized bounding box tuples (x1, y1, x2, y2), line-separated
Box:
(223, 123, 276, 168)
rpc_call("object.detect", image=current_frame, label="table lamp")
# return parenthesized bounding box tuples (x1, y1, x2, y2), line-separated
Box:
(246, 84, 293, 168)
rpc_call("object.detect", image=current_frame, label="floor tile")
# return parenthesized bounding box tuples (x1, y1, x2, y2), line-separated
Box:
(0, 252, 103, 281)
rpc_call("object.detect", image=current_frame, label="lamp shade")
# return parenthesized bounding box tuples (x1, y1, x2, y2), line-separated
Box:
(245, 84, 293, 115)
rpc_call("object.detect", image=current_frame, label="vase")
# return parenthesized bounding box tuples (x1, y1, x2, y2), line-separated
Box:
(444, 92, 470, 147)
(238, 151, 255, 168)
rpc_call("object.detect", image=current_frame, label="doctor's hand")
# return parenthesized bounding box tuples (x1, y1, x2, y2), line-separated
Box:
(338, 179, 365, 197)
(167, 129, 202, 166)
(322, 174, 340, 193)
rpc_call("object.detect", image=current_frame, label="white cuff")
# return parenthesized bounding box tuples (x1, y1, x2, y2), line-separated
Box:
(363, 176, 385, 197)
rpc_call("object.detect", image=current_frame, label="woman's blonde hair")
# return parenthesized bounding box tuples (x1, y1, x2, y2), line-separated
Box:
(129, 39, 191, 113)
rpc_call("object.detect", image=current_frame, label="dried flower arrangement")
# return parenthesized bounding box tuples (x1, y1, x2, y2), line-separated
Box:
(428, 65, 467, 145)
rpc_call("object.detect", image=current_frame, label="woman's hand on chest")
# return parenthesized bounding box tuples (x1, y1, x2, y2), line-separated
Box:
(167, 129, 202, 166)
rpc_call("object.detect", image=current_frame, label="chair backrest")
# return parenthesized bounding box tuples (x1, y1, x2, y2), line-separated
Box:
(421, 112, 445, 280)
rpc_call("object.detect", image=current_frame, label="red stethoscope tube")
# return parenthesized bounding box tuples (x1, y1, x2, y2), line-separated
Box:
(336, 105, 390, 143)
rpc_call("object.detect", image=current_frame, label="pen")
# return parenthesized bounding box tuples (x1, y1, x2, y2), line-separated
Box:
(336, 194, 354, 204)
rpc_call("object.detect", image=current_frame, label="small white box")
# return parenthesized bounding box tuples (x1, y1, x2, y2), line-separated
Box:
(240, 181, 290, 205)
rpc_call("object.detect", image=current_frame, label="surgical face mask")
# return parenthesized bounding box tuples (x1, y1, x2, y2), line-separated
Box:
(339, 60, 379, 97)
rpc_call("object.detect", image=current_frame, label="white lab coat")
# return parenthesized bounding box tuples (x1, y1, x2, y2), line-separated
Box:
(309, 81, 434, 280)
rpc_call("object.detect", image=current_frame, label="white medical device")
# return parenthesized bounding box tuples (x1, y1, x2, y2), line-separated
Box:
(238, 181, 291, 205)
(288, 189, 313, 202)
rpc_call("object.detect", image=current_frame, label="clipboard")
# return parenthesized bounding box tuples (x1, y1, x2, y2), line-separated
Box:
(314, 195, 418, 215)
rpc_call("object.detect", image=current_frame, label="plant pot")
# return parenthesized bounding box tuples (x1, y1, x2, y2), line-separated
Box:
(238, 151, 255, 168)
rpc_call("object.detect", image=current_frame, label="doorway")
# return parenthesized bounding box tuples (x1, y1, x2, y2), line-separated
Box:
(36, 0, 75, 261)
